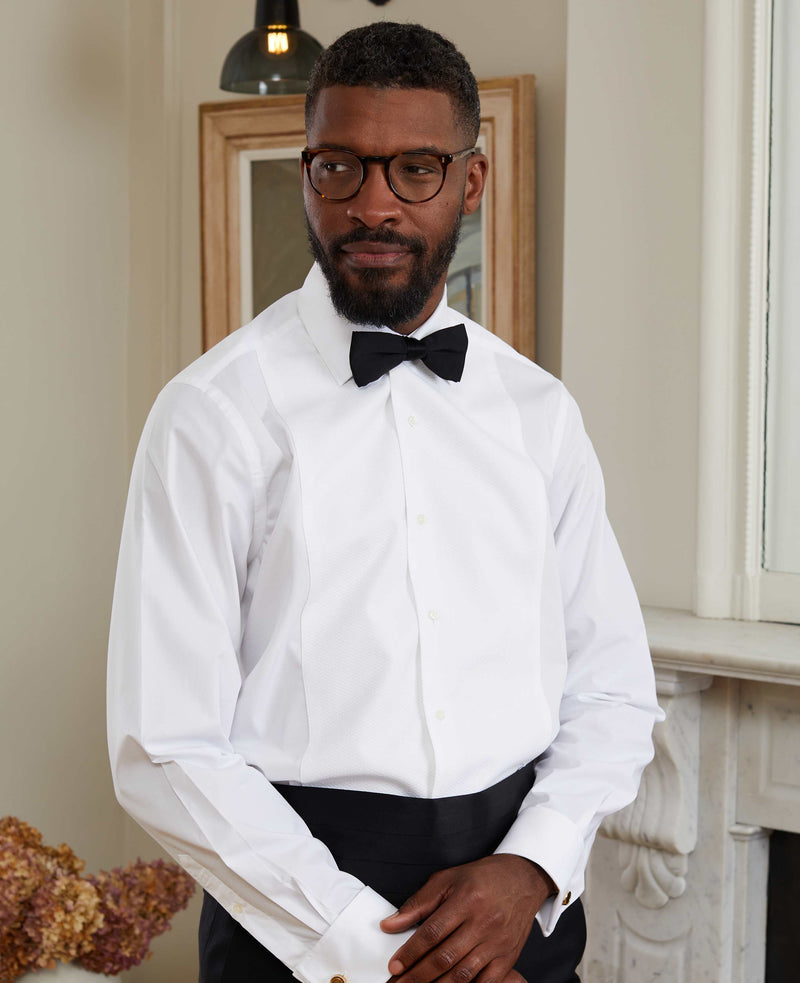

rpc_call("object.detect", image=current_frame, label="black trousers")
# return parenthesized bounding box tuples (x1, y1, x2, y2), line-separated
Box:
(199, 763, 585, 982)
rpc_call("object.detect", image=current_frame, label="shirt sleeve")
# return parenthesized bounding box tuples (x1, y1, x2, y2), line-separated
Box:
(107, 380, 412, 983)
(494, 388, 664, 934)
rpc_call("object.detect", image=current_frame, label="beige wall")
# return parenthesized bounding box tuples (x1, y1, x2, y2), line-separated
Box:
(0, 0, 128, 869)
(562, 0, 704, 611)
(0, 1, 704, 980)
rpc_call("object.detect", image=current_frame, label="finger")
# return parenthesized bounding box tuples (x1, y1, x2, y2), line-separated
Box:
(473, 957, 520, 983)
(386, 900, 465, 976)
(381, 879, 451, 934)
(495, 971, 526, 983)
(391, 931, 485, 983)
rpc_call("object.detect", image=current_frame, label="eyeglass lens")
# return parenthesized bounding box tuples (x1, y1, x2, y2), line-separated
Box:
(308, 151, 446, 202)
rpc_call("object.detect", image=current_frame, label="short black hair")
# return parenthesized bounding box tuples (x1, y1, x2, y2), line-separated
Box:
(305, 22, 480, 144)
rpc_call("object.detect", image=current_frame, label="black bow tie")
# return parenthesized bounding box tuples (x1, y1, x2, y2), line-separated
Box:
(349, 324, 468, 388)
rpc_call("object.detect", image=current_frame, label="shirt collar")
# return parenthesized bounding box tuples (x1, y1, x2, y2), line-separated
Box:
(297, 263, 454, 386)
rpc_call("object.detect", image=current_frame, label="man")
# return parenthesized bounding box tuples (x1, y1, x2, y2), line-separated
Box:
(108, 21, 661, 983)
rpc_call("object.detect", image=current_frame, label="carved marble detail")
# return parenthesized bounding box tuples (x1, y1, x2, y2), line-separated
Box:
(615, 910, 693, 983)
(729, 823, 770, 983)
(738, 681, 800, 834)
(583, 644, 788, 981)
(617, 841, 688, 908)
(599, 671, 712, 908)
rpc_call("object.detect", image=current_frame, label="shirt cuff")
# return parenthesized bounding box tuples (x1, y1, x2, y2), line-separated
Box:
(493, 804, 584, 936)
(293, 885, 414, 983)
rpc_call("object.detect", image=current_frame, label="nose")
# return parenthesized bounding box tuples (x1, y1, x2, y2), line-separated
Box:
(345, 161, 403, 228)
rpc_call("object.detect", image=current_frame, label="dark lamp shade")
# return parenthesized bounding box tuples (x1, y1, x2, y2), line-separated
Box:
(220, 24, 322, 94)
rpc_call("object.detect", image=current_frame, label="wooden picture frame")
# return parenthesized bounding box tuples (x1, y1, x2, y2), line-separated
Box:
(199, 76, 535, 359)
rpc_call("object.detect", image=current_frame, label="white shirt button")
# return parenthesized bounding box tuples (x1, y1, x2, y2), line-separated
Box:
(232, 902, 244, 915)
(417, 514, 427, 525)
(436, 709, 446, 721)
(428, 609, 439, 621)
(408, 414, 418, 427)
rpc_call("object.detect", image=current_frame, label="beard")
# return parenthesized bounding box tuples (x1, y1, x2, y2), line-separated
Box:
(305, 214, 462, 330)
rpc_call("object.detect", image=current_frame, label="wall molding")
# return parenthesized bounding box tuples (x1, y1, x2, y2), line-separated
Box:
(122, 0, 183, 865)
(161, 0, 183, 385)
(125, 0, 183, 463)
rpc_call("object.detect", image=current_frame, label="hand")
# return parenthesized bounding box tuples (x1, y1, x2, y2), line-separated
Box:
(380, 855, 554, 983)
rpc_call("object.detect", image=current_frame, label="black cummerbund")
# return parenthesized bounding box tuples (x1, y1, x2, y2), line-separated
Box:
(199, 762, 585, 983)
(273, 761, 537, 908)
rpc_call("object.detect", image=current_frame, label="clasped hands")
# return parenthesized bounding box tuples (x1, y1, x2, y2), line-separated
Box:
(380, 854, 555, 983)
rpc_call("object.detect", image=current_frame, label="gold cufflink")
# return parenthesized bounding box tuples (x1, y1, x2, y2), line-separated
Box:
(562, 891, 571, 905)
(330, 975, 347, 983)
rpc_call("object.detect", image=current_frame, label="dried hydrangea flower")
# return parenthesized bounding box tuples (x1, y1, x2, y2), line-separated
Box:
(0, 817, 195, 980)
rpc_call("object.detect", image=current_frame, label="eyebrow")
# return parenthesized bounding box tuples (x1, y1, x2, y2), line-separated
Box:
(307, 142, 451, 156)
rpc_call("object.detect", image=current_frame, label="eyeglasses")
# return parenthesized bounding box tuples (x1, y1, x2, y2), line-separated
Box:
(301, 146, 477, 204)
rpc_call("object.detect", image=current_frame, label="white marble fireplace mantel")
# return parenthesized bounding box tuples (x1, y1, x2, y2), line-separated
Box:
(643, 606, 800, 687)
(581, 606, 800, 983)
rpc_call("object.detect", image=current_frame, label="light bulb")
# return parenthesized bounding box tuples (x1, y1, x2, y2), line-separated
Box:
(267, 27, 289, 55)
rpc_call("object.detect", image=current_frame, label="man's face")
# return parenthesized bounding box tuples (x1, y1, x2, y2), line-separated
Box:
(303, 86, 487, 334)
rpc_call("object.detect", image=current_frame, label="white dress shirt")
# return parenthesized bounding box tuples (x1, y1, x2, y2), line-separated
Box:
(108, 263, 662, 983)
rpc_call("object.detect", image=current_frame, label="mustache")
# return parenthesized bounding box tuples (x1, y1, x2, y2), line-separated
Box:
(328, 228, 426, 256)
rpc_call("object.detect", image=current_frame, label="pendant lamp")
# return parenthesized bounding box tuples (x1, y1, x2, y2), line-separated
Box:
(220, 0, 323, 95)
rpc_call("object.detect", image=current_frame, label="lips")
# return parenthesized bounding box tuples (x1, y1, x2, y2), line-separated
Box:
(339, 241, 411, 268)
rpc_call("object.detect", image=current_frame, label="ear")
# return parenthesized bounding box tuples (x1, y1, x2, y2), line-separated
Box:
(462, 153, 488, 216)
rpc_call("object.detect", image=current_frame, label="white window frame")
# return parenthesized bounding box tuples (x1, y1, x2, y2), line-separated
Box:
(695, 0, 800, 624)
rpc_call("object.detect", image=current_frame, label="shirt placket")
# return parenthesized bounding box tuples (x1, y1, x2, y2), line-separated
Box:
(388, 367, 448, 794)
